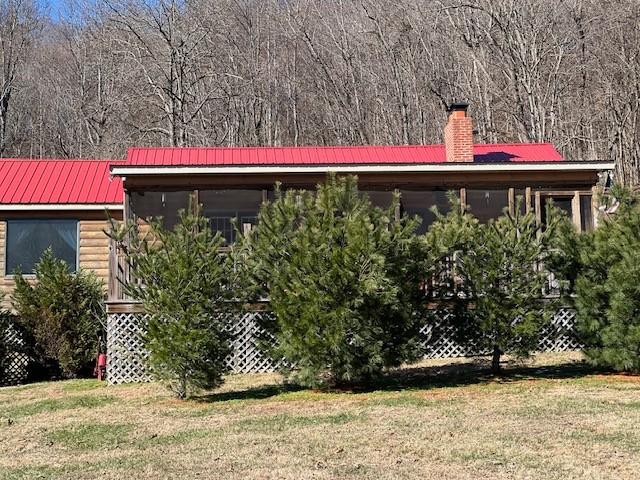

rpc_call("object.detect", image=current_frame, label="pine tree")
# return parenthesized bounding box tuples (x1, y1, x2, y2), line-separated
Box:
(11, 250, 105, 378)
(575, 188, 640, 371)
(109, 205, 231, 398)
(235, 175, 426, 387)
(431, 201, 565, 373)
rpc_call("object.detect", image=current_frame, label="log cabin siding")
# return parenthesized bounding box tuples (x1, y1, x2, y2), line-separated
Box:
(79, 220, 111, 286)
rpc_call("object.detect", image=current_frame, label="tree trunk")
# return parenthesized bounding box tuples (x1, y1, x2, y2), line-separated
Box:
(491, 345, 502, 374)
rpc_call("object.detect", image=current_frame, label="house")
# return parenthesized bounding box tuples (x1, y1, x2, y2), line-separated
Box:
(107, 104, 613, 305)
(0, 159, 123, 306)
(0, 103, 614, 381)
(100, 103, 615, 381)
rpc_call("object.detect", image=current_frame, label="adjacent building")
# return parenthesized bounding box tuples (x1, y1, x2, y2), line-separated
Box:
(0, 160, 122, 306)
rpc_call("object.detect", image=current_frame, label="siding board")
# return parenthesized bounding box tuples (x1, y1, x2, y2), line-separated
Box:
(78, 220, 110, 287)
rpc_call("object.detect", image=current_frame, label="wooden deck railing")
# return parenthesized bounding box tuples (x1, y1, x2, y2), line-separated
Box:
(108, 237, 134, 302)
(108, 243, 562, 304)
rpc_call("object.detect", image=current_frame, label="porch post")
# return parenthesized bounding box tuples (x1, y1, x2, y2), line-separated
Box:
(508, 188, 515, 215)
(394, 188, 401, 221)
(460, 188, 467, 213)
(592, 185, 600, 229)
(534, 191, 542, 226)
(124, 188, 133, 222)
(572, 191, 582, 232)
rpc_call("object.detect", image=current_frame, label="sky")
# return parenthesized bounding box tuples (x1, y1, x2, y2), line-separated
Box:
(38, 0, 68, 22)
(38, 0, 97, 23)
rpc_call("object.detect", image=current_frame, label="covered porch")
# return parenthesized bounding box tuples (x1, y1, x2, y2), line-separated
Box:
(106, 165, 607, 305)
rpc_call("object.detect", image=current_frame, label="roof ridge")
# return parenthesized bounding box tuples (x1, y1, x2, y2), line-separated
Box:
(128, 144, 445, 151)
(127, 142, 556, 151)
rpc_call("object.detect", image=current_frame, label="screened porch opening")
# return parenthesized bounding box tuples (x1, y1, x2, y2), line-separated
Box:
(360, 190, 394, 210)
(129, 189, 265, 245)
(466, 189, 510, 223)
(130, 191, 190, 230)
(539, 194, 574, 230)
(400, 190, 450, 234)
(199, 190, 263, 244)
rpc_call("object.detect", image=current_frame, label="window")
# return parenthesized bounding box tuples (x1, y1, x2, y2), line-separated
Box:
(131, 191, 191, 230)
(200, 190, 264, 244)
(466, 189, 509, 223)
(6, 219, 78, 275)
(400, 190, 450, 234)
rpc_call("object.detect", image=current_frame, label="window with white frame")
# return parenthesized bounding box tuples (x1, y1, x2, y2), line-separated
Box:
(5, 219, 78, 275)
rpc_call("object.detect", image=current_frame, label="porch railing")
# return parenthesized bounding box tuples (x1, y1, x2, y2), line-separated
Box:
(108, 245, 562, 304)
(108, 238, 135, 302)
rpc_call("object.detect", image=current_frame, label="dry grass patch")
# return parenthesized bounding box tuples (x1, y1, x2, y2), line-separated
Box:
(1, 352, 640, 480)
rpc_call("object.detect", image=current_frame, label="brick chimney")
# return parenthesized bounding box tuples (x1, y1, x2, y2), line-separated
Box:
(444, 103, 473, 163)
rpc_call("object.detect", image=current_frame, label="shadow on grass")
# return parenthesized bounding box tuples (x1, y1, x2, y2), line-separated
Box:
(193, 359, 601, 404)
(193, 383, 304, 403)
(363, 359, 598, 393)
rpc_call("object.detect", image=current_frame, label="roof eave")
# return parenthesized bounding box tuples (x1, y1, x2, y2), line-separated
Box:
(110, 161, 616, 177)
(0, 203, 123, 211)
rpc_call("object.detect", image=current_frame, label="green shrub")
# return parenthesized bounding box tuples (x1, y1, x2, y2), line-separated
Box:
(575, 188, 640, 371)
(235, 175, 426, 388)
(109, 206, 232, 399)
(11, 250, 105, 379)
(427, 201, 567, 372)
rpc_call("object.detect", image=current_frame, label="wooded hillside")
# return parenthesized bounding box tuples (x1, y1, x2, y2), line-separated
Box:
(1, 0, 638, 184)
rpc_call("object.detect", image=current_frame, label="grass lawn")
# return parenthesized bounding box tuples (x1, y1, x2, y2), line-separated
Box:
(1, 352, 639, 480)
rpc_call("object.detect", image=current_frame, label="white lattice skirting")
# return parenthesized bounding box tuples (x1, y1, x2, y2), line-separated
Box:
(0, 324, 29, 387)
(106, 308, 582, 384)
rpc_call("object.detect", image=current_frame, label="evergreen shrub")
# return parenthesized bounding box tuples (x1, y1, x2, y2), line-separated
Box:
(235, 175, 427, 387)
(12, 250, 105, 379)
(575, 188, 640, 371)
(109, 206, 232, 398)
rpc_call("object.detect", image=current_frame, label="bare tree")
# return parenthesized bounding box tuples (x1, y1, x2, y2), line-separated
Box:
(0, 0, 637, 184)
(0, 0, 39, 156)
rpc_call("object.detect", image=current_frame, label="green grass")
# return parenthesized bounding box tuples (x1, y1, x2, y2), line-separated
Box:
(2, 353, 640, 480)
(2, 456, 147, 480)
(46, 423, 133, 450)
(61, 380, 105, 393)
(136, 428, 218, 448)
(0, 395, 115, 420)
(233, 412, 364, 433)
(366, 392, 463, 408)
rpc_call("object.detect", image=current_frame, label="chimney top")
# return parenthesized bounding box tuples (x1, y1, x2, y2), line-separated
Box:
(447, 102, 469, 113)
(444, 102, 473, 163)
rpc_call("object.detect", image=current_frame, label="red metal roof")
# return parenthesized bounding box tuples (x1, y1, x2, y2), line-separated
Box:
(0, 159, 123, 205)
(124, 143, 564, 167)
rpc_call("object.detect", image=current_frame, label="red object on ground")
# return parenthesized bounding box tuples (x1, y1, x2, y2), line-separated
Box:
(123, 143, 564, 167)
(94, 353, 107, 381)
(0, 159, 123, 205)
